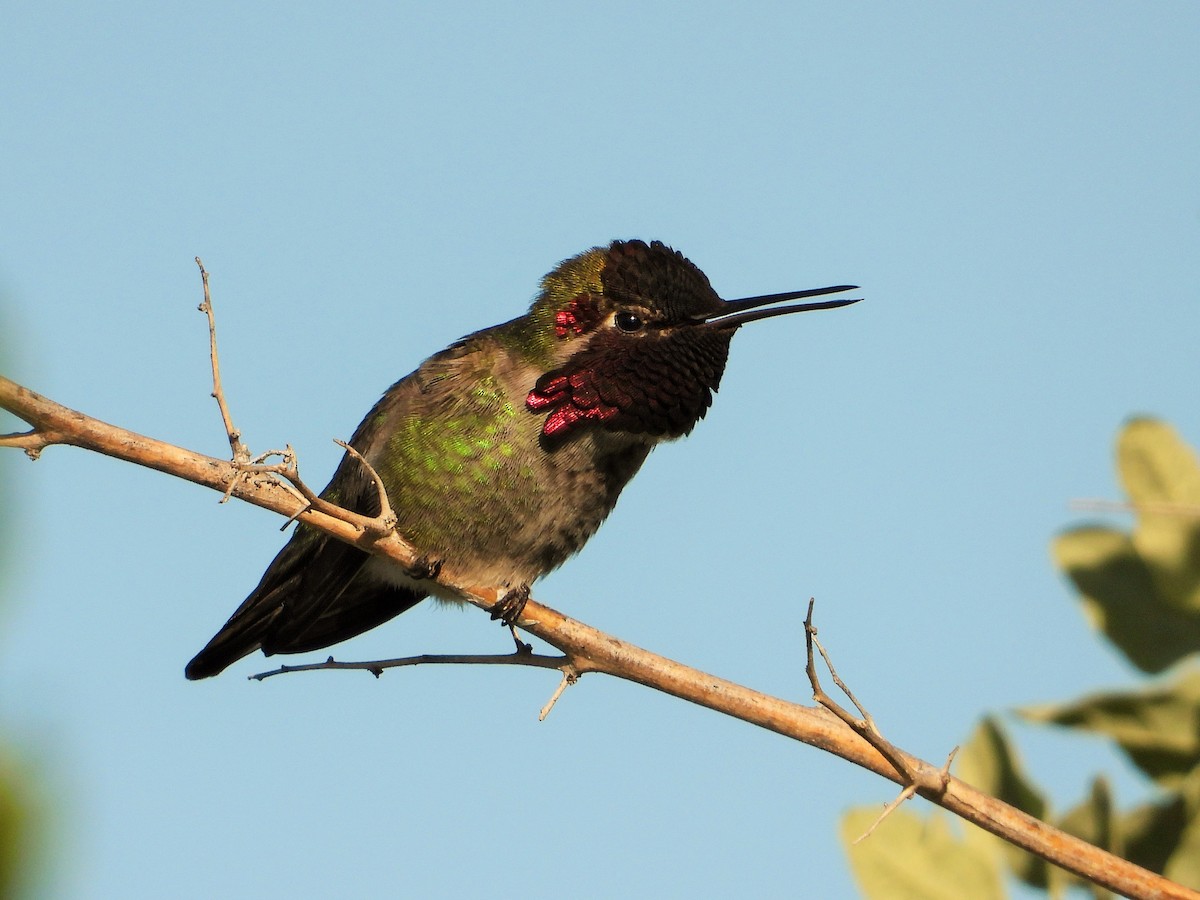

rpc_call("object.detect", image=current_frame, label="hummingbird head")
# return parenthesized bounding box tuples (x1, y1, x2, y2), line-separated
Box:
(524, 239, 859, 445)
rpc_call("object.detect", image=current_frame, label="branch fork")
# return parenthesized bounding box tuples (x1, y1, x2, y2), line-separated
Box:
(196, 258, 399, 542)
(804, 598, 958, 843)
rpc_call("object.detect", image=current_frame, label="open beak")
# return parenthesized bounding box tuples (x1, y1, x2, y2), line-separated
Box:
(702, 284, 861, 329)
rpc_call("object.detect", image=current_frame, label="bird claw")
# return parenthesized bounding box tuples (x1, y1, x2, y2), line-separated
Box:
(407, 554, 443, 581)
(509, 625, 533, 655)
(490, 583, 530, 626)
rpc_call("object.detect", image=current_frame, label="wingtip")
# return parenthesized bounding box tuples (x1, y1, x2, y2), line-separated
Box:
(184, 641, 249, 680)
(184, 654, 221, 681)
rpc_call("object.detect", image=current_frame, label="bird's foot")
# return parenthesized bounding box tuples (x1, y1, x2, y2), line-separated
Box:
(508, 624, 533, 655)
(407, 554, 443, 581)
(490, 582, 530, 626)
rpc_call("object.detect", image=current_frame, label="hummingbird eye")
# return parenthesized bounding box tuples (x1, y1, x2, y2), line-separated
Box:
(614, 311, 644, 333)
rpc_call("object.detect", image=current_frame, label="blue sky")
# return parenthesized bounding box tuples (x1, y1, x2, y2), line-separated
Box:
(1, 3, 1198, 897)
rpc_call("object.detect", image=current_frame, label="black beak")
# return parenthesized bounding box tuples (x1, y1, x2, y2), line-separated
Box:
(702, 284, 861, 329)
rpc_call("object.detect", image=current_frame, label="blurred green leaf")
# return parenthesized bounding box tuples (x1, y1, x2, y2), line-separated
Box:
(957, 717, 1054, 890)
(1118, 418, 1200, 615)
(1052, 527, 1200, 673)
(0, 752, 32, 899)
(957, 718, 1047, 821)
(1119, 418, 1200, 507)
(0, 319, 43, 899)
(1056, 776, 1117, 899)
(1053, 419, 1200, 673)
(1020, 668, 1200, 789)
(1120, 765, 1200, 889)
(841, 807, 1006, 900)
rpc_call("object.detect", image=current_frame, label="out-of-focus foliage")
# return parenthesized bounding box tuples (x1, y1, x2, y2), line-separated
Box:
(0, 752, 35, 900)
(956, 718, 1057, 892)
(1054, 419, 1200, 673)
(845, 418, 1200, 898)
(841, 805, 1005, 900)
(1022, 670, 1200, 792)
(1, 321, 41, 899)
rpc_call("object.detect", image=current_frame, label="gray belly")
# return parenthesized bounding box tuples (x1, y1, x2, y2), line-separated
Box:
(377, 432, 652, 594)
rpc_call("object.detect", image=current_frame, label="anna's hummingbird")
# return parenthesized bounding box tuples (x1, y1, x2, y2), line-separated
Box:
(185, 239, 858, 679)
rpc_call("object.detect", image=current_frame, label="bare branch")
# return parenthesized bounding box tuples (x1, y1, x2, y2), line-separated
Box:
(251, 651, 568, 682)
(253, 639, 578, 719)
(852, 745, 959, 845)
(855, 784, 919, 844)
(196, 257, 250, 465)
(0, 426, 60, 459)
(539, 664, 580, 720)
(805, 599, 923, 790)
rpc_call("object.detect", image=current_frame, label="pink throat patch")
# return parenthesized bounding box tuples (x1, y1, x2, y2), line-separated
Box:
(526, 370, 619, 438)
(553, 293, 601, 339)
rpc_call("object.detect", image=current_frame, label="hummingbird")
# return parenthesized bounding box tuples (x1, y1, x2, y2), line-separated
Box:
(185, 239, 859, 679)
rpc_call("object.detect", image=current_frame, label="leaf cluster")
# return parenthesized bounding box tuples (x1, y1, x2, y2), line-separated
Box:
(845, 419, 1200, 897)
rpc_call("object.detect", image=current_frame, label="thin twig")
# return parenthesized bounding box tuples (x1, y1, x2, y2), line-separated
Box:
(804, 600, 928, 793)
(193, 265, 394, 533)
(217, 446, 306, 506)
(804, 600, 965, 841)
(248, 447, 309, 505)
(196, 258, 250, 465)
(539, 665, 580, 720)
(334, 439, 397, 536)
(812, 622, 878, 730)
(251, 651, 569, 681)
(213, 438, 391, 539)
(0, 427, 58, 459)
(853, 745, 960, 844)
(279, 459, 392, 536)
(855, 784, 920, 844)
